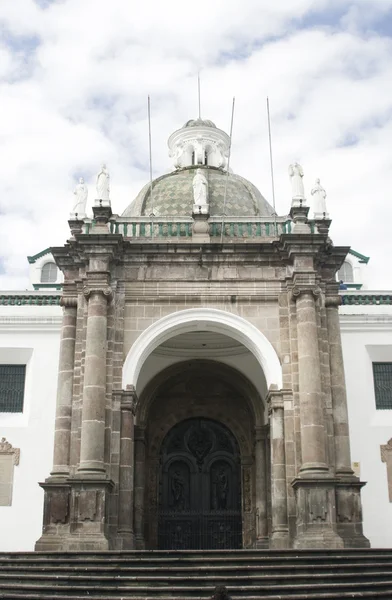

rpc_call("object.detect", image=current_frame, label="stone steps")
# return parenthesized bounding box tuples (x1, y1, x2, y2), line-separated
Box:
(0, 549, 391, 599)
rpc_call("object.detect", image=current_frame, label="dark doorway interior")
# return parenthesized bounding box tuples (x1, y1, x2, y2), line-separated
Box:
(158, 417, 242, 549)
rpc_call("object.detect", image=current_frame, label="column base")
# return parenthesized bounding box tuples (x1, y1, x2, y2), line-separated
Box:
(293, 528, 343, 549)
(256, 537, 269, 549)
(116, 530, 135, 550)
(292, 477, 344, 550)
(270, 529, 290, 549)
(135, 535, 146, 550)
(35, 477, 114, 552)
(336, 479, 370, 548)
(35, 479, 72, 551)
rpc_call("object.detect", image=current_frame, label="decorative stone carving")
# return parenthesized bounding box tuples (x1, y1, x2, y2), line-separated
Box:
(381, 439, 392, 502)
(311, 178, 329, 219)
(0, 437, 20, 465)
(71, 177, 88, 218)
(83, 286, 112, 301)
(0, 438, 20, 506)
(288, 162, 305, 203)
(78, 490, 98, 521)
(96, 163, 110, 203)
(50, 490, 70, 524)
(325, 295, 341, 308)
(291, 285, 321, 301)
(308, 488, 328, 523)
(243, 468, 252, 513)
(60, 296, 78, 308)
(336, 490, 355, 523)
(187, 426, 213, 464)
(192, 169, 209, 212)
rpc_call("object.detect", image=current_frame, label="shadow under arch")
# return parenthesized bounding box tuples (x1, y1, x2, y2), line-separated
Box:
(122, 307, 282, 393)
(136, 358, 265, 433)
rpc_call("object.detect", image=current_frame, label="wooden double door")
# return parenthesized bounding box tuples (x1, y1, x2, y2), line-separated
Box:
(158, 417, 242, 549)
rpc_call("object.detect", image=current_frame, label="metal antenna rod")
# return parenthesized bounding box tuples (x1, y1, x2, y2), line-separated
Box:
(267, 97, 278, 235)
(198, 72, 201, 120)
(148, 95, 154, 238)
(220, 97, 236, 243)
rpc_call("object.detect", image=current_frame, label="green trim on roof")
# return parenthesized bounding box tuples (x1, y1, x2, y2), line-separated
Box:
(349, 249, 370, 264)
(0, 294, 61, 306)
(346, 283, 363, 290)
(27, 248, 52, 264)
(33, 284, 63, 291)
(341, 294, 392, 306)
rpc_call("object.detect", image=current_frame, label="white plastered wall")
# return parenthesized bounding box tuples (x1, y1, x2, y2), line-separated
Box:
(341, 314, 392, 547)
(0, 305, 61, 550)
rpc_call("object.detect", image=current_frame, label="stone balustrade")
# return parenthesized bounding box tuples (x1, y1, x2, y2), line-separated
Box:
(81, 215, 299, 239)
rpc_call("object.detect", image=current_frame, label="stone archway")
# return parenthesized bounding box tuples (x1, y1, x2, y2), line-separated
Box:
(136, 360, 268, 549)
(122, 308, 283, 393)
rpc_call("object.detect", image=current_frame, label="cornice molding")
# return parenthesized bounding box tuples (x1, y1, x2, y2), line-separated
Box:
(0, 316, 62, 330)
(339, 314, 392, 331)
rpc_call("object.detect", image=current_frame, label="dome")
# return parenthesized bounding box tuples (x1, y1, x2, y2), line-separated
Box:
(122, 166, 276, 218)
(183, 118, 217, 129)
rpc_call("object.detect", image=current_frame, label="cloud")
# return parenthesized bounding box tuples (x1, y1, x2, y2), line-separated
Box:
(0, 0, 391, 289)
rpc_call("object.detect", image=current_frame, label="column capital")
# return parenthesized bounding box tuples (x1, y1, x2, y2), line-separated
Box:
(83, 286, 112, 302)
(325, 295, 341, 308)
(60, 296, 78, 308)
(266, 388, 287, 413)
(120, 386, 138, 415)
(255, 425, 269, 442)
(291, 285, 321, 301)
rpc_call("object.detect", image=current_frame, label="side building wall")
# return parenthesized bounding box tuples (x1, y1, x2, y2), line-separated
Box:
(340, 305, 392, 548)
(0, 305, 61, 550)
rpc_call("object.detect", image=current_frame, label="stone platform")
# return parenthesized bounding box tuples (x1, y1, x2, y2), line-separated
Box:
(0, 549, 392, 598)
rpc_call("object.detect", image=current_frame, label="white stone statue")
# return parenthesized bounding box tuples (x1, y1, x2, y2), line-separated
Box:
(71, 177, 88, 217)
(311, 178, 329, 219)
(192, 168, 208, 207)
(96, 163, 110, 202)
(288, 162, 305, 202)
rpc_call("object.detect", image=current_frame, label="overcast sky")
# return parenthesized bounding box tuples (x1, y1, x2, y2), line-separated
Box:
(0, 0, 392, 289)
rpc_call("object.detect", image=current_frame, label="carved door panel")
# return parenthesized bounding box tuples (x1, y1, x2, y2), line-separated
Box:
(158, 418, 242, 549)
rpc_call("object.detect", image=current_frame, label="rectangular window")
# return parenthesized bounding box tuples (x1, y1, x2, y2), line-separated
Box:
(373, 362, 392, 410)
(0, 365, 26, 412)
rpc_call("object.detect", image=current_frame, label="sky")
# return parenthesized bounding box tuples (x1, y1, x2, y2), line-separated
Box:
(1, 0, 392, 289)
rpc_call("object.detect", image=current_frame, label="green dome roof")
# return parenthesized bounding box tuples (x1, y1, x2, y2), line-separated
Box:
(122, 166, 276, 218)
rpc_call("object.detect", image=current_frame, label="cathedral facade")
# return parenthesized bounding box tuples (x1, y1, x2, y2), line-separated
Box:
(35, 118, 369, 551)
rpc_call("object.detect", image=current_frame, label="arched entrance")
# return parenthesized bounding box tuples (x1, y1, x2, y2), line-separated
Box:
(139, 360, 265, 550)
(158, 417, 242, 550)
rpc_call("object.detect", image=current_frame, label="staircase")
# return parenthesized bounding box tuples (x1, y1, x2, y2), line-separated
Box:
(1, 549, 392, 599)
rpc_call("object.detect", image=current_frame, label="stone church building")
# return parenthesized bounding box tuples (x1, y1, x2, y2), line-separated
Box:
(34, 117, 369, 552)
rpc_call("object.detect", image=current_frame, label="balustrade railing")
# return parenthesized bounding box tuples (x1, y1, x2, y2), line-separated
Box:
(83, 216, 299, 240)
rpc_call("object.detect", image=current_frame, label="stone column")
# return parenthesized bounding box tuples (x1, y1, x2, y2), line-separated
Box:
(255, 426, 268, 548)
(78, 287, 111, 475)
(51, 297, 77, 477)
(134, 426, 146, 549)
(35, 295, 77, 551)
(292, 286, 343, 549)
(294, 288, 328, 473)
(326, 290, 369, 547)
(325, 295, 352, 476)
(268, 391, 289, 548)
(118, 388, 137, 549)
